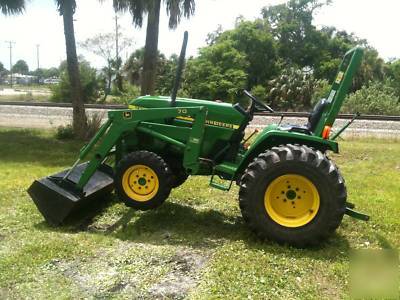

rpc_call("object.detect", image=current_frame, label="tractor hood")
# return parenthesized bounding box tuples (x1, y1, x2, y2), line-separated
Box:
(130, 95, 236, 110)
(129, 96, 246, 128)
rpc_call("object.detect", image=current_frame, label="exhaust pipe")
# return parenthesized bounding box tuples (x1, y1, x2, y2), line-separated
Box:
(171, 31, 189, 107)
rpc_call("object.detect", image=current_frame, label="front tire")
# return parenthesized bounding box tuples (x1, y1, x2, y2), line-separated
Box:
(115, 151, 173, 210)
(239, 144, 346, 247)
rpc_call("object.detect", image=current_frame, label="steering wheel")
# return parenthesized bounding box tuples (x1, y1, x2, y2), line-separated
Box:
(243, 90, 274, 113)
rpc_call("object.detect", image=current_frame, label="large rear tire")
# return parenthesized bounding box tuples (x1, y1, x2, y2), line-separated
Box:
(115, 151, 173, 210)
(239, 144, 346, 247)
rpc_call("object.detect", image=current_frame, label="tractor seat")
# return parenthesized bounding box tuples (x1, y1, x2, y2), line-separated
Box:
(306, 98, 329, 132)
(281, 99, 329, 135)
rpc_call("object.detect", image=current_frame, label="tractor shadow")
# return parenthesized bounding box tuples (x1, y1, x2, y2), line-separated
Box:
(36, 197, 352, 262)
(34, 195, 116, 232)
(109, 202, 351, 261)
(108, 201, 248, 248)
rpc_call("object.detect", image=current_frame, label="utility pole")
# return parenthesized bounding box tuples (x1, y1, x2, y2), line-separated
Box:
(36, 44, 40, 70)
(5, 41, 15, 88)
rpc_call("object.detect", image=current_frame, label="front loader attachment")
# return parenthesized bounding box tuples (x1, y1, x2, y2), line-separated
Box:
(27, 118, 116, 225)
(28, 163, 114, 225)
(26, 101, 208, 226)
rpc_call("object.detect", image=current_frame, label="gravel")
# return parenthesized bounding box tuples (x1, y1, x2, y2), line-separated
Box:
(0, 105, 399, 138)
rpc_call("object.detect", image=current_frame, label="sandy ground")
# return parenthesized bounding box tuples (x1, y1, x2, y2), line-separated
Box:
(0, 88, 51, 96)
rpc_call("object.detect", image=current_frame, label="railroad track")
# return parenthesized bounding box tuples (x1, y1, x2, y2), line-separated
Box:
(0, 101, 399, 121)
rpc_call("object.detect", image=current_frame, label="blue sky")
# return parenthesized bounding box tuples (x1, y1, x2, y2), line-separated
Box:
(0, 0, 399, 70)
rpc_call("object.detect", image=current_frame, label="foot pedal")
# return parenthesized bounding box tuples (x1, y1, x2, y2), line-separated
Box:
(209, 162, 237, 191)
(209, 174, 233, 191)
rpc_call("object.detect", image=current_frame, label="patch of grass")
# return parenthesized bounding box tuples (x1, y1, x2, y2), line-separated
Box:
(0, 85, 51, 102)
(0, 128, 399, 299)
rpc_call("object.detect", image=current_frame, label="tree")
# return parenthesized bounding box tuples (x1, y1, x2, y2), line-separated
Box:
(124, 48, 145, 86)
(0, 1, 24, 85)
(123, 47, 175, 95)
(12, 59, 29, 74)
(0, 62, 6, 74)
(0, 62, 8, 83)
(80, 32, 132, 100)
(184, 40, 248, 102)
(0, 0, 25, 15)
(266, 66, 316, 110)
(52, 57, 100, 104)
(155, 54, 178, 96)
(262, 0, 331, 68)
(113, 0, 195, 95)
(352, 47, 386, 91)
(205, 24, 223, 46)
(1, 0, 88, 138)
(313, 27, 377, 86)
(261, 0, 385, 93)
(30, 67, 60, 85)
(342, 81, 400, 115)
(183, 19, 277, 102)
(216, 19, 278, 88)
(56, 0, 87, 139)
(43, 67, 60, 78)
(387, 59, 400, 97)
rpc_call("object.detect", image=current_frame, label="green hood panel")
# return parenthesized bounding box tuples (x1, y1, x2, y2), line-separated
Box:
(129, 96, 246, 128)
(130, 95, 235, 109)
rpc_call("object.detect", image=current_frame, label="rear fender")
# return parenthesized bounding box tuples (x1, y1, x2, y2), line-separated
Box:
(236, 128, 338, 177)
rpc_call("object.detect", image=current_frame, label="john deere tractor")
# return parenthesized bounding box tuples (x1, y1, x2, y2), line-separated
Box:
(28, 32, 368, 247)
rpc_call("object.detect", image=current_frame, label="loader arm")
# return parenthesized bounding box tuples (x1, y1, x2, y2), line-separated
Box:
(76, 106, 208, 189)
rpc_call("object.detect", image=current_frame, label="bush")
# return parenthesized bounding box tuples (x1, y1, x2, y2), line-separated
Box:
(51, 58, 100, 103)
(266, 67, 316, 111)
(110, 83, 141, 105)
(387, 61, 400, 97)
(311, 79, 331, 106)
(183, 40, 248, 102)
(250, 85, 268, 103)
(55, 113, 104, 140)
(86, 113, 104, 139)
(55, 124, 74, 140)
(342, 81, 400, 115)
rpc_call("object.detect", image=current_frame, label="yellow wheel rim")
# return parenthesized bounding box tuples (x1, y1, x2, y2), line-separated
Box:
(264, 174, 320, 228)
(122, 165, 159, 202)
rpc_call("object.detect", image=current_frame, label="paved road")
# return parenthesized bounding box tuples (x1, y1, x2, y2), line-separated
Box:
(0, 104, 399, 138)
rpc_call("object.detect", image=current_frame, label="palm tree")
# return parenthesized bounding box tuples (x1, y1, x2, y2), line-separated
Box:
(56, 0, 87, 139)
(113, 0, 195, 95)
(1, 0, 87, 139)
(0, 0, 25, 15)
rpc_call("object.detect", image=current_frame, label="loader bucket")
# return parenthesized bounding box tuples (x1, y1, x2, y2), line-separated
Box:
(28, 163, 114, 225)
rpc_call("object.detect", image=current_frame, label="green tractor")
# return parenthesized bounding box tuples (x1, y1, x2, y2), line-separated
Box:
(28, 33, 368, 247)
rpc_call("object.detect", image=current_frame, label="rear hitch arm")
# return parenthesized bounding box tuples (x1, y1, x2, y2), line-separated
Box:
(345, 201, 370, 221)
(331, 112, 360, 140)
